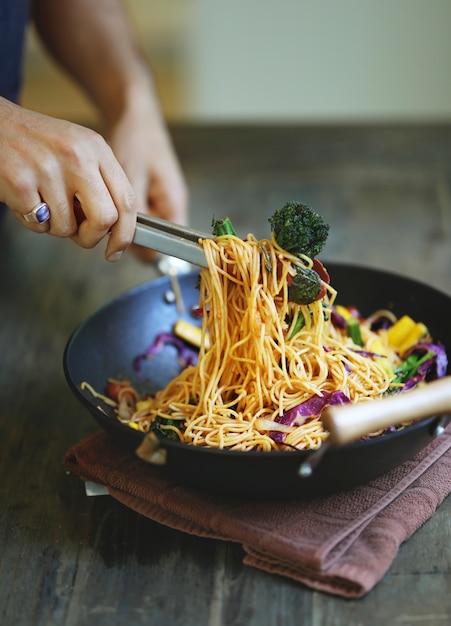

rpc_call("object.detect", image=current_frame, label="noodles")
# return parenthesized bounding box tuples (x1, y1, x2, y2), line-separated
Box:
(118, 233, 393, 451)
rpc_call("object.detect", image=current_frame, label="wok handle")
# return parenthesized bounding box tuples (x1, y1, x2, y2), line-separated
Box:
(322, 376, 451, 446)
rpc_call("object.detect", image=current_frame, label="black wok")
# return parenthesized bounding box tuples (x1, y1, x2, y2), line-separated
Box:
(63, 262, 451, 498)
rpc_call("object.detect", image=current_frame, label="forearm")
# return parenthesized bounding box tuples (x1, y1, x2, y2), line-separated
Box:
(30, 0, 188, 227)
(31, 0, 161, 127)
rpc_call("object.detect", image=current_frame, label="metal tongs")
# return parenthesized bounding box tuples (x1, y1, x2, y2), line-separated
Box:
(133, 213, 211, 268)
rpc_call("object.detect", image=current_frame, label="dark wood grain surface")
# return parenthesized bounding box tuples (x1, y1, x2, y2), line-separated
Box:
(1, 124, 450, 625)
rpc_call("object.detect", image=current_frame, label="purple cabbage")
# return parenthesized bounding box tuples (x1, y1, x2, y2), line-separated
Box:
(133, 331, 198, 379)
(270, 390, 351, 443)
(416, 342, 448, 379)
(398, 342, 448, 392)
(331, 309, 347, 330)
(369, 315, 395, 332)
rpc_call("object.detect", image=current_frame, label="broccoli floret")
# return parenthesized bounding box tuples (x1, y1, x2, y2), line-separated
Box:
(212, 217, 237, 237)
(269, 201, 329, 259)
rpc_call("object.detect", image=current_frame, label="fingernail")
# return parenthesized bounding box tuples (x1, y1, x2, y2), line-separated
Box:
(107, 250, 123, 262)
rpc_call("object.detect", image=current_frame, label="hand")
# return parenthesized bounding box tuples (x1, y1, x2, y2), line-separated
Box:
(108, 100, 189, 261)
(0, 98, 137, 262)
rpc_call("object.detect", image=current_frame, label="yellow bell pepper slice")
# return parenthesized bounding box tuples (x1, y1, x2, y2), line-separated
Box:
(387, 315, 416, 348)
(369, 338, 393, 377)
(397, 322, 428, 354)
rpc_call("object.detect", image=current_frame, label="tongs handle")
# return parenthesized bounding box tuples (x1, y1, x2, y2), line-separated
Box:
(133, 213, 210, 268)
(322, 376, 451, 446)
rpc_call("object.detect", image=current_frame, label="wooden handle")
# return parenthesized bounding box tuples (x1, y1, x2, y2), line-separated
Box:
(321, 376, 451, 446)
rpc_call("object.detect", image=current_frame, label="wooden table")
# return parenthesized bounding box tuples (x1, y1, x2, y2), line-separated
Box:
(1, 124, 450, 625)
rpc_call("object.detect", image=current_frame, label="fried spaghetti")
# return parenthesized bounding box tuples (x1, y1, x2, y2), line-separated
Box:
(111, 232, 394, 451)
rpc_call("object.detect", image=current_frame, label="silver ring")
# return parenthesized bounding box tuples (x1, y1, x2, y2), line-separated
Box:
(23, 202, 51, 224)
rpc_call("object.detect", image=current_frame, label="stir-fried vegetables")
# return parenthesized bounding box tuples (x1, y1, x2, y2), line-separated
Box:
(215, 204, 331, 306)
(98, 203, 448, 447)
(286, 267, 323, 305)
(133, 331, 199, 378)
(329, 306, 447, 393)
(263, 306, 448, 446)
(211, 216, 238, 237)
(268, 202, 330, 305)
(266, 391, 351, 444)
(103, 305, 447, 444)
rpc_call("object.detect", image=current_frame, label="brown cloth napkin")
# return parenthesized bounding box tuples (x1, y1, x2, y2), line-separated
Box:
(64, 426, 451, 598)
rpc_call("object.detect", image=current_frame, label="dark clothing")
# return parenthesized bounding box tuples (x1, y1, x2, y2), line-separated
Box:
(0, 0, 32, 102)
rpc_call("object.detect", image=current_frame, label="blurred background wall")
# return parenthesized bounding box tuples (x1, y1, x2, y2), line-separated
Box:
(22, 0, 451, 125)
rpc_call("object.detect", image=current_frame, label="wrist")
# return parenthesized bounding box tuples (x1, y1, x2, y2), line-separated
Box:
(100, 62, 164, 131)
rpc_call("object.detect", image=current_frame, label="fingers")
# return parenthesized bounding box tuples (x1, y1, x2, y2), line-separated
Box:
(1, 101, 189, 265)
(152, 150, 189, 226)
(147, 169, 189, 226)
(9, 159, 136, 262)
(112, 136, 189, 263)
(13, 200, 52, 234)
(0, 105, 138, 261)
(88, 157, 137, 262)
(134, 151, 188, 227)
(49, 130, 138, 259)
(124, 161, 189, 263)
(108, 107, 189, 227)
(61, 166, 137, 261)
